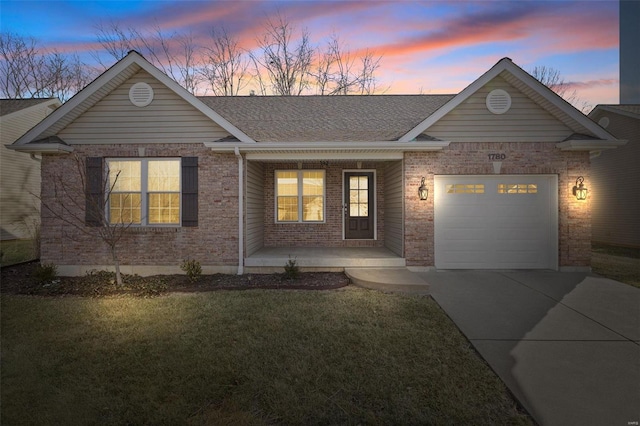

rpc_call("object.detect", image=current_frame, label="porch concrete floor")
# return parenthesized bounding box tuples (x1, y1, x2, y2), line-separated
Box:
(245, 246, 405, 270)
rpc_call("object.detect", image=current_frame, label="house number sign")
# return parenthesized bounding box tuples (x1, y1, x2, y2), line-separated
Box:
(488, 153, 507, 160)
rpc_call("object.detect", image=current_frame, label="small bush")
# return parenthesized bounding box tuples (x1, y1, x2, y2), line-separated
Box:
(180, 259, 202, 283)
(283, 256, 300, 280)
(34, 263, 57, 283)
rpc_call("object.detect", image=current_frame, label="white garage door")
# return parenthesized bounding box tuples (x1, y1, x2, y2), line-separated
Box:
(434, 175, 558, 269)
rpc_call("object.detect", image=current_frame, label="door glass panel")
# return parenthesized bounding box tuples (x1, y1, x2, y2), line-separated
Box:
(498, 183, 538, 194)
(446, 183, 485, 194)
(349, 175, 369, 217)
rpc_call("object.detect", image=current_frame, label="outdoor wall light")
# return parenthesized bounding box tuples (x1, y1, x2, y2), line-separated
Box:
(572, 176, 588, 200)
(418, 177, 429, 200)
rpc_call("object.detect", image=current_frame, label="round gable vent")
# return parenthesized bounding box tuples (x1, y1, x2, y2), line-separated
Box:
(129, 82, 154, 107)
(486, 89, 511, 114)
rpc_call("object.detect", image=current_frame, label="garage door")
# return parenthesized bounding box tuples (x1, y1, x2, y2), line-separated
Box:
(434, 175, 558, 269)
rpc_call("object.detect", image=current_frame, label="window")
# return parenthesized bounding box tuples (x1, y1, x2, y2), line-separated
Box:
(275, 170, 325, 222)
(446, 183, 485, 194)
(349, 175, 369, 217)
(498, 183, 538, 194)
(107, 159, 181, 225)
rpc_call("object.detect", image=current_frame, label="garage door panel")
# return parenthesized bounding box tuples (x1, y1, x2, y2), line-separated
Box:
(434, 175, 557, 270)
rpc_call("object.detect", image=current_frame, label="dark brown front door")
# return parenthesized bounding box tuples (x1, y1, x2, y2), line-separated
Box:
(344, 172, 374, 239)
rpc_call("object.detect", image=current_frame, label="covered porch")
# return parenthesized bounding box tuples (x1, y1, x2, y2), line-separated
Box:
(244, 246, 405, 273)
(204, 139, 449, 273)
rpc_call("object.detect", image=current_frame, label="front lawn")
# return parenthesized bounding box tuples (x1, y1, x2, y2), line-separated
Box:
(1, 289, 532, 425)
(0, 239, 36, 267)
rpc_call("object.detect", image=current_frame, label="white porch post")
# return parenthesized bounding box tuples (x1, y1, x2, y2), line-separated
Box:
(235, 147, 244, 275)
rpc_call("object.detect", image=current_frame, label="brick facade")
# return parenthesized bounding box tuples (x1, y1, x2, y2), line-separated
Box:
(40, 144, 240, 274)
(40, 142, 591, 274)
(403, 142, 591, 269)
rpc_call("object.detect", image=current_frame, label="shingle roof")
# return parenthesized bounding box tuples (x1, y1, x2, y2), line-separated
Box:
(199, 95, 454, 142)
(601, 104, 640, 117)
(0, 98, 56, 117)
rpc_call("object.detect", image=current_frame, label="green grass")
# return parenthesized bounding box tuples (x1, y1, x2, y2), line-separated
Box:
(0, 239, 37, 267)
(1, 289, 532, 425)
(592, 243, 640, 288)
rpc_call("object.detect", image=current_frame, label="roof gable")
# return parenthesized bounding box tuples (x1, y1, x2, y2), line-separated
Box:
(0, 98, 60, 118)
(57, 69, 234, 145)
(422, 75, 574, 143)
(12, 51, 253, 146)
(589, 104, 640, 120)
(399, 58, 616, 142)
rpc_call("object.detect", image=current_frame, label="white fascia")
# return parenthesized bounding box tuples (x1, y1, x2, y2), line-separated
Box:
(556, 139, 628, 151)
(204, 140, 450, 160)
(5, 143, 74, 154)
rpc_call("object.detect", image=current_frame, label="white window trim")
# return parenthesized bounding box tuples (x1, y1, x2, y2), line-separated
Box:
(106, 158, 182, 227)
(274, 169, 326, 223)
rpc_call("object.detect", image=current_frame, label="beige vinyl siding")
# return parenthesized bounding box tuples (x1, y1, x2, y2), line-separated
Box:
(1, 101, 57, 239)
(427, 76, 573, 142)
(590, 110, 640, 247)
(384, 161, 403, 256)
(59, 70, 231, 144)
(246, 161, 265, 256)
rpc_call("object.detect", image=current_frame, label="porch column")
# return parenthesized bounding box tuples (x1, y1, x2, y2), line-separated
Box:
(235, 147, 244, 274)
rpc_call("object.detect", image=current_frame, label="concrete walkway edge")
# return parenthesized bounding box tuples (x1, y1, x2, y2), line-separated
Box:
(345, 268, 430, 295)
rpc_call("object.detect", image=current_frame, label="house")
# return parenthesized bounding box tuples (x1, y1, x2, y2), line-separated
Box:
(1, 98, 61, 241)
(588, 105, 639, 248)
(7, 51, 624, 276)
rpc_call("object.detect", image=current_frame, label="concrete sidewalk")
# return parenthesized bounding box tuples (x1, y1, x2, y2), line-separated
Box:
(418, 270, 640, 426)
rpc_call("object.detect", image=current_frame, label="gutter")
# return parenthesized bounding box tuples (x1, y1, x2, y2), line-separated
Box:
(234, 147, 244, 275)
(204, 140, 450, 152)
(555, 139, 627, 152)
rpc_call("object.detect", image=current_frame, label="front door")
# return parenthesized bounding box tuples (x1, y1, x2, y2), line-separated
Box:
(344, 172, 374, 239)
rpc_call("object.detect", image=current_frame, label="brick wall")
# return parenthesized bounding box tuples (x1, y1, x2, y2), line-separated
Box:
(40, 144, 239, 271)
(404, 142, 591, 268)
(262, 162, 385, 247)
(40, 142, 591, 272)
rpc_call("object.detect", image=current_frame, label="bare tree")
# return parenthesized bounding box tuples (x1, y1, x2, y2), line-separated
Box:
(40, 154, 137, 287)
(0, 32, 90, 100)
(251, 15, 314, 96)
(312, 35, 382, 95)
(199, 28, 250, 96)
(530, 65, 592, 113)
(93, 22, 201, 93)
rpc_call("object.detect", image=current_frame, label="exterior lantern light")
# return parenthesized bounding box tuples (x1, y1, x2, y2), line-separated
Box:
(418, 177, 428, 201)
(572, 176, 588, 200)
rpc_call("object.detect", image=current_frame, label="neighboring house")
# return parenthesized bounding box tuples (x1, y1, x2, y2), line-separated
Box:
(588, 105, 639, 248)
(1, 98, 61, 240)
(8, 52, 624, 275)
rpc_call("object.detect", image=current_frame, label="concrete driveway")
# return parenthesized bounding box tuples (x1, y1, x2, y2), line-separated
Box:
(417, 270, 640, 426)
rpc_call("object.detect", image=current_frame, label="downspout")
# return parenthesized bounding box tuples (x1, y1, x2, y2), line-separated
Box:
(235, 147, 244, 275)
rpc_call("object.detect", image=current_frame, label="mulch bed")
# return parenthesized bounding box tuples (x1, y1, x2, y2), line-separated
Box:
(0, 261, 351, 297)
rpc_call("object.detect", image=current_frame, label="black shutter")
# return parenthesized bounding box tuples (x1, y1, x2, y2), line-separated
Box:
(182, 157, 198, 227)
(85, 157, 103, 227)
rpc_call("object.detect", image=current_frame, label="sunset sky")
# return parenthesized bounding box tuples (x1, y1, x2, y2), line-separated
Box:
(1, 0, 620, 107)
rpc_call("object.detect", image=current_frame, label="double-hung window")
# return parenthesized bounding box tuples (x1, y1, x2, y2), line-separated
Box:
(107, 158, 181, 225)
(275, 170, 325, 222)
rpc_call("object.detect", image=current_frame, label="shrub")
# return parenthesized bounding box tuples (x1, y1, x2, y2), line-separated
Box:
(283, 256, 300, 280)
(180, 259, 202, 283)
(34, 263, 57, 283)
